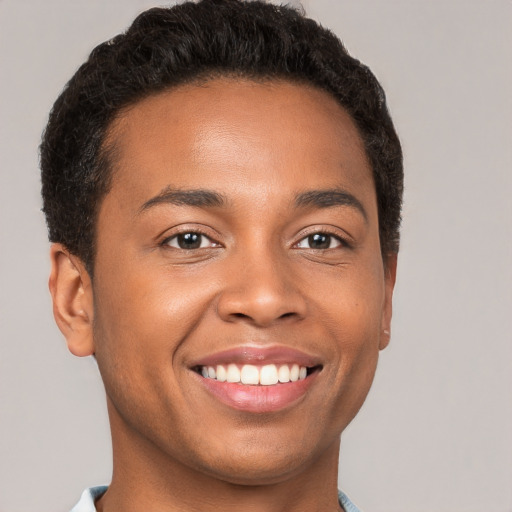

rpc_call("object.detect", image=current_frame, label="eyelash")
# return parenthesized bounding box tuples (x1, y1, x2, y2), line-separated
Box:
(161, 229, 349, 251)
(294, 231, 347, 250)
(161, 230, 220, 250)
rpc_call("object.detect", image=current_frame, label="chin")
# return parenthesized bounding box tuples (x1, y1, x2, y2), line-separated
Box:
(201, 455, 312, 487)
(183, 432, 338, 487)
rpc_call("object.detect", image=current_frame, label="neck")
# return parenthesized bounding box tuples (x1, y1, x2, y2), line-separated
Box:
(97, 399, 343, 512)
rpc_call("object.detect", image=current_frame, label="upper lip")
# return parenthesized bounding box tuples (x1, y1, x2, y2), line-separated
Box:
(190, 344, 322, 368)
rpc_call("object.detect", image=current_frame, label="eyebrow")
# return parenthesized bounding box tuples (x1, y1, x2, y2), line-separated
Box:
(139, 186, 367, 221)
(294, 189, 368, 222)
(139, 187, 227, 213)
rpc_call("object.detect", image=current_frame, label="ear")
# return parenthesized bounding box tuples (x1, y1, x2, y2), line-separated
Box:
(379, 253, 397, 350)
(49, 244, 95, 357)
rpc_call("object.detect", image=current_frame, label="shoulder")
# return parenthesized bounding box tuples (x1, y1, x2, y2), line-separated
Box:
(338, 489, 363, 512)
(70, 486, 108, 512)
(69, 486, 359, 512)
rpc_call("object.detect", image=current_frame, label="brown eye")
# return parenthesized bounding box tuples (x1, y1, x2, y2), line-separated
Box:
(296, 233, 342, 250)
(165, 232, 217, 250)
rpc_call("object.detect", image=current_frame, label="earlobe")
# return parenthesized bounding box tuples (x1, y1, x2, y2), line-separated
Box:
(49, 244, 95, 357)
(379, 253, 397, 350)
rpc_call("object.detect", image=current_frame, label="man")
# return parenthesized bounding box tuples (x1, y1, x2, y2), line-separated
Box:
(41, 1, 403, 511)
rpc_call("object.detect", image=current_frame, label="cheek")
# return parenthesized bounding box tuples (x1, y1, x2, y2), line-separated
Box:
(315, 257, 385, 336)
(90, 273, 202, 434)
(331, 297, 382, 389)
(316, 265, 385, 409)
(338, 279, 385, 373)
(90, 261, 223, 400)
(93, 260, 211, 340)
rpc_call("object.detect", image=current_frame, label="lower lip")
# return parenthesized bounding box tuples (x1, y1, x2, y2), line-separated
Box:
(194, 372, 318, 413)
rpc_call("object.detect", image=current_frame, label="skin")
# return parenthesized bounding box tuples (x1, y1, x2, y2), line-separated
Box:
(49, 79, 396, 512)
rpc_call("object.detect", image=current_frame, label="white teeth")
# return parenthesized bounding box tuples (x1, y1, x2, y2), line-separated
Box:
(278, 364, 290, 383)
(200, 363, 310, 385)
(226, 363, 241, 383)
(260, 364, 279, 385)
(241, 364, 259, 385)
(290, 364, 300, 382)
(216, 364, 227, 382)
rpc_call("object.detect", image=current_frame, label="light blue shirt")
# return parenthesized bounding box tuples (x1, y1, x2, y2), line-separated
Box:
(71, 486, 362, 511)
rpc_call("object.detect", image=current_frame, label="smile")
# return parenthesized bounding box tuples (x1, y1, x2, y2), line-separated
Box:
(190, 346, 322, 413)
(197, 363, 312, 385)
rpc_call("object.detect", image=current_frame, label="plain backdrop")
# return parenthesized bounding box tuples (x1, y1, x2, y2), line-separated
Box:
(1, 1, 511, 511)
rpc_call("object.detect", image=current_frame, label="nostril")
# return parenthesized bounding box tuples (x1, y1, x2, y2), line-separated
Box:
(228, 311, 299, 323)
(217, 289, 306, 326)
(232, 312, 250, 319)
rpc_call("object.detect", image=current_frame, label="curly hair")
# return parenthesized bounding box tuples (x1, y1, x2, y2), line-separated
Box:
(40, 0, 403, 273)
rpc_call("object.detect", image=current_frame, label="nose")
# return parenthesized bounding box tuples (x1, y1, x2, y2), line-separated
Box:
(216, 249, 307, 327)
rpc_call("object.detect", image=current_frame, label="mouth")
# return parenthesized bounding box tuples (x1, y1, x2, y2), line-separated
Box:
(193, 363, 320, 385)
(189, 346, 323, 413)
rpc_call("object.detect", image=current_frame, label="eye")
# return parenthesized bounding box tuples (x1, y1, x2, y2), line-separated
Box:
(164, 232, 218, 250)
(296, 232, 343, 250)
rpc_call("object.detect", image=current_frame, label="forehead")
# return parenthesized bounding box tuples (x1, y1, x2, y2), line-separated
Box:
(104, 78, 375, 215)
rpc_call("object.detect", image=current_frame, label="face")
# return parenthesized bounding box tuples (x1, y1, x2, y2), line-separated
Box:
(53, 79, 395, 486)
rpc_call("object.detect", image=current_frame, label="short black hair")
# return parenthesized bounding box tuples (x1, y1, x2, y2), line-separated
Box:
(40, 0, 403, 273)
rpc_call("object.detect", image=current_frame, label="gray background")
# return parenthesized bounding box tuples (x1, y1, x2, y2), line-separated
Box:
(1, 1, 511, 511)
